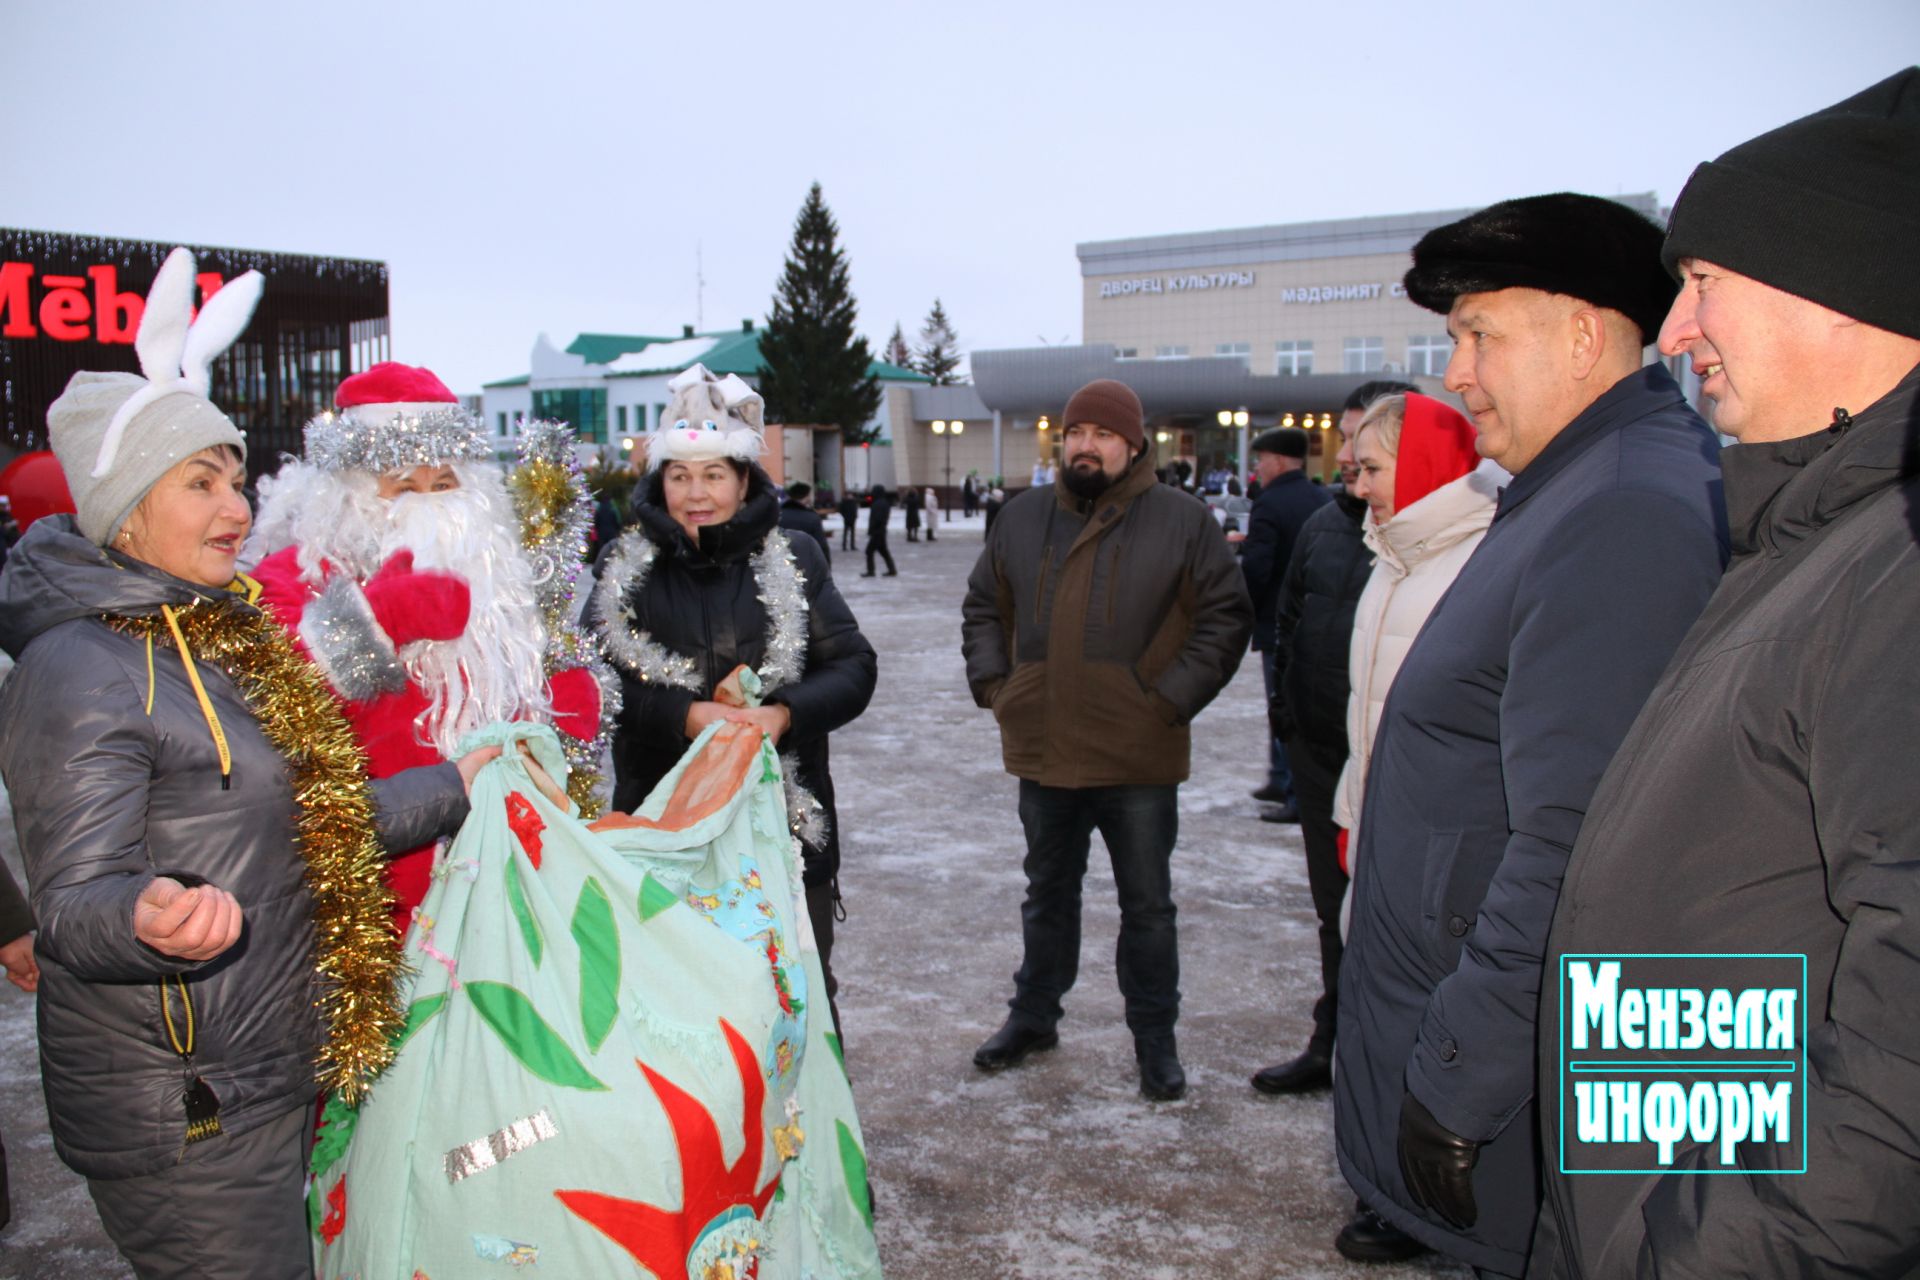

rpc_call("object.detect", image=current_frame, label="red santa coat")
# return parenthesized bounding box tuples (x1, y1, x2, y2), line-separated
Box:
(252, 546, 599, 926)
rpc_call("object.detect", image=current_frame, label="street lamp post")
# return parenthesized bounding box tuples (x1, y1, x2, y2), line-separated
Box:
(1217, 408, 1250, 487)
(931, 419, 964, 495)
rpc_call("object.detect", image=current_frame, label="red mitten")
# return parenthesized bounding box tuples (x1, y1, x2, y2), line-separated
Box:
(547, 666, 602, 741)
(360, 550, 470, 647)
(1336, 827, 1350, 876)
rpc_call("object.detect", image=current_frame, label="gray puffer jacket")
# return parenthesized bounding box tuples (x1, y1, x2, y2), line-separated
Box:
(0, 516, 469, 1180)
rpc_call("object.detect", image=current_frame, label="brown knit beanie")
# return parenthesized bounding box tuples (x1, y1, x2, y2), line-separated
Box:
(1062, 379, 1145, 453)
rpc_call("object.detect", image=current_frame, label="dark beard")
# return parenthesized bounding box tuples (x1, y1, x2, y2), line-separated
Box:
(1062, 461, 1116, 500)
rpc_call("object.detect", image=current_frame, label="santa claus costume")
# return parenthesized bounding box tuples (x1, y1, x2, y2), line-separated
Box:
(247, 363, 606, 927)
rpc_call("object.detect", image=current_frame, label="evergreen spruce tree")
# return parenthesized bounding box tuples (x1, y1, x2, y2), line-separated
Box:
(915, 298, 963, 385)
(883, 323, 913, 370)
(757, 183, 884, 445)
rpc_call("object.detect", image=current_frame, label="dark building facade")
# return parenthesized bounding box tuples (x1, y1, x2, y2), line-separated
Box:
(1, 228, 389, 478)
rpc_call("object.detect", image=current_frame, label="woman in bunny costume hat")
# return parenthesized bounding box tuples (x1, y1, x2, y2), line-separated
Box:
(594, 363, 876, 1026)
(0, 250, 479, 1280)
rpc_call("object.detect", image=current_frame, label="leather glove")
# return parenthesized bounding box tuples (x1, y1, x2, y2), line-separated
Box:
(361, 550, 470, 647)
(1397, 1090, 1481, 1229)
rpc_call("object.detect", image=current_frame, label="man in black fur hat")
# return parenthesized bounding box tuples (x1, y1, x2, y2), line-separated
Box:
(1329, 194, 1728, 1275)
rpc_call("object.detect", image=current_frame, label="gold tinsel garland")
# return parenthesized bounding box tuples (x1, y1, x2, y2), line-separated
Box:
(109, 601, 404, 1104)
(508, 422, 621, 817)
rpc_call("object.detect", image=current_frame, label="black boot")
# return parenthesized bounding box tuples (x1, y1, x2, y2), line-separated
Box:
(1135, 1034, 1186, 1101)
(1335, 1206, 1428, 1263)
(972, 1019, 1059, 1072)
(1251, 1045, 1332, 1094)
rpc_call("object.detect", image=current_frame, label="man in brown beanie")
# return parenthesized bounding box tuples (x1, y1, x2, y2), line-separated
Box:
(1534, 66, 1920, 1280)
(961, 378, 1252, 1101)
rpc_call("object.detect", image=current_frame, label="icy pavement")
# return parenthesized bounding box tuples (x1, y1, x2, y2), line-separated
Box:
(0, 519, 1471, 1279)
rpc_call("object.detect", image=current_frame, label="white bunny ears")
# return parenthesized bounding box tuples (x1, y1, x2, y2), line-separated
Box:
(645, 363, 767, 469)
(91, 247, 264, 477)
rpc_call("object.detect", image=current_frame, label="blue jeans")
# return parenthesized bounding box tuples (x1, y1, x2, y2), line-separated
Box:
(1009, 781, 1181, 1038)
(1259, 647, 1296, 801)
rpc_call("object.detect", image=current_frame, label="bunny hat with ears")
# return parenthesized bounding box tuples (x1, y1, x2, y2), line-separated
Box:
(644, 363, 766, 469)
(47, 247, 264, 545)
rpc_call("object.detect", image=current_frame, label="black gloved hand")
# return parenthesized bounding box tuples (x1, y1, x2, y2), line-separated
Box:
(1397, 1090, 1482, 1229)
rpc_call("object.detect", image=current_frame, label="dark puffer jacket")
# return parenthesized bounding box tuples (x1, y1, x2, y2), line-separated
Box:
(599, 469, 877, 887)
(1272, 491, 1372, 747)
(0, 516, 467, 1180)
(1534, 365, 1920, 1280)
(961, 449, 1252, 787)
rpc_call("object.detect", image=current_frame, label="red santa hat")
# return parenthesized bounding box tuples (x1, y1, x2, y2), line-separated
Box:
(303, 361, 491, 473)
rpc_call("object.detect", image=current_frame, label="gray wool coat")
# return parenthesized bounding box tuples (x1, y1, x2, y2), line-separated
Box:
(0, 516, 468, 1181)
(1333, 365, 1728, 1276)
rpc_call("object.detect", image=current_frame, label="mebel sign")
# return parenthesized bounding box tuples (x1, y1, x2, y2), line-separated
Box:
(0, 261, 231, 343)
(0, 229, 390, 471)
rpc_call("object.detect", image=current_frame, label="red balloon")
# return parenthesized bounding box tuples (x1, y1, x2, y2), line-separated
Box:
(0, 452, 77, 530)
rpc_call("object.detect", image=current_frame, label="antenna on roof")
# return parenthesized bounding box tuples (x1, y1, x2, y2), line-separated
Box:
(695, 241, 706, 333)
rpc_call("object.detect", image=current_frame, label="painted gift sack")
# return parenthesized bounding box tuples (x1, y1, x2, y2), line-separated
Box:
(310, 714, 882, 1279)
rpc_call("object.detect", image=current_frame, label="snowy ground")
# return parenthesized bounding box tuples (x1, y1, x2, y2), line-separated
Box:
(0, 514, 1470, 1279)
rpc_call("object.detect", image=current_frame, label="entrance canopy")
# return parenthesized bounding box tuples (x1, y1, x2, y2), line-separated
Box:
(971, 343, 1440, 424)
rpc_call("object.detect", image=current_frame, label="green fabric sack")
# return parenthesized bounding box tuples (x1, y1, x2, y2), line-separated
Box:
(312, 719, 882, 1279)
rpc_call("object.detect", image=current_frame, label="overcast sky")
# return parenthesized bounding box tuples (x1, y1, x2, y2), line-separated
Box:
(5, 0, 1916, 396)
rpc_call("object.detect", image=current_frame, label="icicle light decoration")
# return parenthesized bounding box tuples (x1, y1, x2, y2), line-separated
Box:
(109, 600, 403, 1102)
(509, 419, 619, 816)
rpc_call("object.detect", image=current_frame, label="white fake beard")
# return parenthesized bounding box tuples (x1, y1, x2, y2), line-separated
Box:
(378, 473, 552, 757)
(246, 461, 388, 582)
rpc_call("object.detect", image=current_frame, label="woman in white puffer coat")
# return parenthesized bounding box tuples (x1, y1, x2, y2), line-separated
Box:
(1332, 393, 1506, 932)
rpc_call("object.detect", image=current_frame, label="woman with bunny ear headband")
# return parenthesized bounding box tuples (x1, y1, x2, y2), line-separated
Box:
(0, 249, 482, 1280)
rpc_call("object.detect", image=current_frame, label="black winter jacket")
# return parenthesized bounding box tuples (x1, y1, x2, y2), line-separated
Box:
(778, 499, 832, 570)
(599, 472, 876, 886)
(1241, 470, 1332, 650)
(1334, 365, 1728, 1276)
(0, 517, 467, 1179)
(1272, 491, 1371, 746)
(1533, 365, 1920, 1280)
(866, 491, 894, 538)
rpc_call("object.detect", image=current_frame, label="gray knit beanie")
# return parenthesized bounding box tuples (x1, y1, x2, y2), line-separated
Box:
(49, 372, 246, 545)
(42, 246, 262, 546)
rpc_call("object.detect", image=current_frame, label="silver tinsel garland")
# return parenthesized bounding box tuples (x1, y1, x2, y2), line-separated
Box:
(590, 532, 705, 691)
(591, 528, 807, 695)
(592, 527, 826, 846)
(510, 419, 620, 813)
(305, 405, 492, 474)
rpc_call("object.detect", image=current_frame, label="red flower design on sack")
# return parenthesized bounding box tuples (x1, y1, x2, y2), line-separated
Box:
(320, 1176, 347, 1244)
(506, 792, 545, 868)
(556, 1020, 780, 1275)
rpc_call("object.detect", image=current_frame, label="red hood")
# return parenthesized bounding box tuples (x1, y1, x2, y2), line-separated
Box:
(1394, 393, 1480, 512)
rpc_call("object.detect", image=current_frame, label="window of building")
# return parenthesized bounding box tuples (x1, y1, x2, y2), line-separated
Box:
(653, 403, 666, 430)
(1406, 334, 1453, 376)
(1115, 347, 1139, 361)
(615, 404, 628, 433)
(1274, 340, 1314, 376)
(1154, 345, 1190, 360)
(1213, 342, 1250, 366)
(1343, 337, 1385, 373)
(532, 387, 608, 443)
(496, 412, 508, 435)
